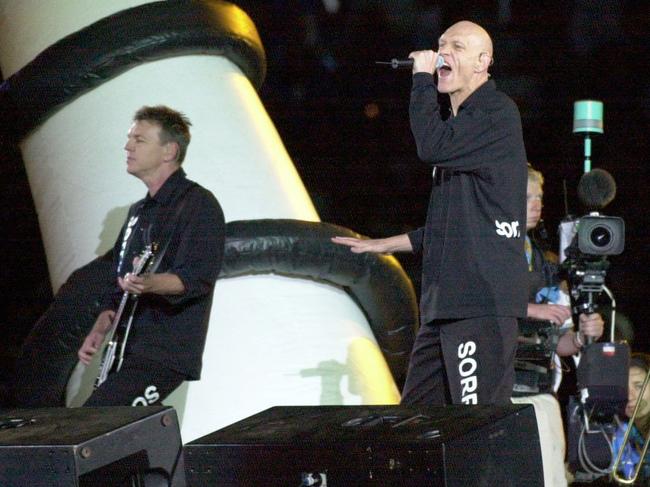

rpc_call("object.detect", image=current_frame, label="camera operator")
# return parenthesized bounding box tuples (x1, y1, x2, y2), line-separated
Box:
(520, 165, 604, 373)
(612, 353, 650, 483)
(512, 165, 604, 487)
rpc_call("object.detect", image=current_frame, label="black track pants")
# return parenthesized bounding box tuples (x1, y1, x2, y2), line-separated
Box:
(401, 316, 518, 405)
(83, 357, 186, 407)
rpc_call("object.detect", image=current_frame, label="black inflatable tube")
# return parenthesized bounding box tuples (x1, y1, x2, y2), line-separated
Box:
(0, 0, 266, 141)
(222, 219, 419, 387)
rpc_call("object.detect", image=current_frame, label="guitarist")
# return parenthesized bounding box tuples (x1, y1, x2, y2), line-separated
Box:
(78, 105, 225, 407)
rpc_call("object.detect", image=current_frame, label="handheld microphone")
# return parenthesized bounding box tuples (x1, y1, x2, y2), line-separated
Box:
(376, 56, 445, 70)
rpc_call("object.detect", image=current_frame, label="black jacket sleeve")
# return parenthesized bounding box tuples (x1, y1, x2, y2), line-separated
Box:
(160, 188, 225, 306)
(407, 227, 424, 254)
(409, 73, 520, 168)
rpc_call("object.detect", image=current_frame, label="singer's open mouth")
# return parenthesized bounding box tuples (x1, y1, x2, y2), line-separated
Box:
(438, 64, 452, 77)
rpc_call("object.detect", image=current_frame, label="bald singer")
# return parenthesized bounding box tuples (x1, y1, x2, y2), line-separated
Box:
(333, 21, 528, 406)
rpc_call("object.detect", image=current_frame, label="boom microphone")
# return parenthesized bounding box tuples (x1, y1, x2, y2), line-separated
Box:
(376, 56, 445, 70)
(577, 168, 617, 211)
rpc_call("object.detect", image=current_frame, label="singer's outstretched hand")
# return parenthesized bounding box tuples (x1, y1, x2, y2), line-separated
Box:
(409, 50, 439, 75)
(331, 234, 413, 254)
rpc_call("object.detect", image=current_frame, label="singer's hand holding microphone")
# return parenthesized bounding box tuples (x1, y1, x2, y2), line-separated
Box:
(377, 50, 445, 74)
(410, 50, 444, 74)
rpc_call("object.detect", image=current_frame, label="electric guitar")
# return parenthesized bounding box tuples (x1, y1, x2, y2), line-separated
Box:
(94, 244, 156, 389)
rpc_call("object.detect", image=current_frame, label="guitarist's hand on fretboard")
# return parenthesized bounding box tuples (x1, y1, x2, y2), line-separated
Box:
(78, 309, 115, 365)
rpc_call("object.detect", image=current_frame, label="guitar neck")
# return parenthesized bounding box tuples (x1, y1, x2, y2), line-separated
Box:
(104, 290, 132, 342)
(95, 245, 154, 388)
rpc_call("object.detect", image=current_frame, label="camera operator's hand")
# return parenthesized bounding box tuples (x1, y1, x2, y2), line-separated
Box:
(578, 312, 604, 341)
(527, 303, 572, 325)
(556, 313, 604, 356)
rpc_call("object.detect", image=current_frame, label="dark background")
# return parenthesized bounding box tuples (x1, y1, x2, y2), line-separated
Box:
(1, 1, 648, 389)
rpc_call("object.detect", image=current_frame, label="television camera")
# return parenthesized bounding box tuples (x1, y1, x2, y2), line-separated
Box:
(563, 211, 628, 479)
(562, 102, 632, 484)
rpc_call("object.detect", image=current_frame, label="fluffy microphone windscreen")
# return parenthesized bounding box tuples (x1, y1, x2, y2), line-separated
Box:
(577, 168, 616, 211)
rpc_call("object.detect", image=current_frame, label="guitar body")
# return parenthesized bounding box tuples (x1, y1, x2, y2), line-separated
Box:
(94, 245, 155, 389)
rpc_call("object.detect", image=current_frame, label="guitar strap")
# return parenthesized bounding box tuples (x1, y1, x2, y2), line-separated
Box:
(148, 182, 198, 274)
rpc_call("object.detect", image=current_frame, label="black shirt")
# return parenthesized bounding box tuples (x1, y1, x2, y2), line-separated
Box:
(407, 73, 528, 322)
(106, 169, 225, 379)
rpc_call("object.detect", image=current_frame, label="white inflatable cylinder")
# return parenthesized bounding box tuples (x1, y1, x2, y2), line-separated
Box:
(0, 0, 399, 441)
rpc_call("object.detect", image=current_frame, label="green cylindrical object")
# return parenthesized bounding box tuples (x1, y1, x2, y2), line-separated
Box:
(573, 100, 604, 134)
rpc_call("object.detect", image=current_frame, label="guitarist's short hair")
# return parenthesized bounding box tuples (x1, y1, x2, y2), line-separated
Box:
(134, 106, 192, 164)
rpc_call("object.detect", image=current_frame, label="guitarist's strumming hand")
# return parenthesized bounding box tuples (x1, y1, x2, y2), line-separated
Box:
(78, 309, 115, 365)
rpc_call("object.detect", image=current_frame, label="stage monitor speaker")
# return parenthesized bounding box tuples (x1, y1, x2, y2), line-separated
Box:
(184, 404, 543, 486)
(0, 405, 185, 487)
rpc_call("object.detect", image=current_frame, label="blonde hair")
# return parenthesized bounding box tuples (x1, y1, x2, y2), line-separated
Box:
(527, 164, 544, 186)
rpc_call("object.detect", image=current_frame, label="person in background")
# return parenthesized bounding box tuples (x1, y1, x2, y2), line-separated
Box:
(512, 164, 604, 487)
(515, 164, 604, 396)
(612, 353, 650, 482)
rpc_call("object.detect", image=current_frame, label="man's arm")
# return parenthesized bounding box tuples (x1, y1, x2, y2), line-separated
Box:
(118, 189, 225, 301)
(118, 272, 184, 295)
(527, 299, 604, 356)
(78, 309, 115, 365)
(556, 313, 605, 356)
(527, 302, 572, 325)
(331, 233, 413, 254)
(77, 229, 125, 363)
(168, 189, 226, 305)
(408, 72, 520, 166)
(77, 272, 186, 364)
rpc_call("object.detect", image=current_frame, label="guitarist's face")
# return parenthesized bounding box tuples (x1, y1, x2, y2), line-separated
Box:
(124, 121, 172, 180)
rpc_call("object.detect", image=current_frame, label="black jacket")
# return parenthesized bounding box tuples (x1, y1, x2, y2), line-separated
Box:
(407, 74, 528, 322)
(106, 169, 225, 379)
